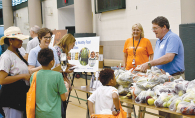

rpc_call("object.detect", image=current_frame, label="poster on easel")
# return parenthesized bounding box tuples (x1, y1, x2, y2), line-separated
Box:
(68, 36, 100, 72)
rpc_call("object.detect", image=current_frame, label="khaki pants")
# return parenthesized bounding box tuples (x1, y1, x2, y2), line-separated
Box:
(172, 73, 185, 80)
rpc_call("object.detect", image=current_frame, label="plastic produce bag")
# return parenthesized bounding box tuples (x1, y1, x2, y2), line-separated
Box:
(117, 71, 133, 88)
(167, 95, 179, 108)
(118, 85, 130, 96)
(169, 96, 183, 111)
(163, 82, 176, 89)
(135, 91, 147, 103)
(150, 66, 165, 75)
(157, 74, 174, 82)
(174, 81, 189, 96)
(129, 83, 143, 99)
(114, 69, 125, 79)
(135, 89, 154, 103)
(176, 101, 195, 115)
(186, 79, 195, 93)
(182, 92, 195, 103)
(154, 92, 174, 108)
(152, 84, 173, 97)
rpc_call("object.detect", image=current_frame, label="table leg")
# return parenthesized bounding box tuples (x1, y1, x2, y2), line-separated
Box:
(85, 72, 90, 118)
(138, 106, 146, 118)
(138, 106, 141, 118)
(86, 93, 90, 118)
(142, 107, 146, 118)
(133, 105, 136, 118)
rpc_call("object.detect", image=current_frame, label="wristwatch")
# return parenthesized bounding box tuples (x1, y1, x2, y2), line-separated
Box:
(147, 62, 152, 68)
(114, 108, 120, 113)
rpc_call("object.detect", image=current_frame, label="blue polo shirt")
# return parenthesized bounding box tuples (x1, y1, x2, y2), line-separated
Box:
(28, 45, 60, 69)
(153, 30, 185, 75)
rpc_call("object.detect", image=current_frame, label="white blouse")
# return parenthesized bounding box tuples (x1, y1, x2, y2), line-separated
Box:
(0, 50, 29, 85)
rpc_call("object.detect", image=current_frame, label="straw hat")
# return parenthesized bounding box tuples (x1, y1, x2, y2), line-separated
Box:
(0, 26, 29, 45)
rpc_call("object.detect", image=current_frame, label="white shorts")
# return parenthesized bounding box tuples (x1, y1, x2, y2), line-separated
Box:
(2, 107, 24, 118)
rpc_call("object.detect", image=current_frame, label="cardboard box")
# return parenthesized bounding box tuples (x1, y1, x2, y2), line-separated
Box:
(99, 45, 103, 68)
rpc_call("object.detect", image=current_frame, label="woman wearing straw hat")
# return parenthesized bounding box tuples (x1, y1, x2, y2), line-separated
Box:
(0, 26, 31, 118)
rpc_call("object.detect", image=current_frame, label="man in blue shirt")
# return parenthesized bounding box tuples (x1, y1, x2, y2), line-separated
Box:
(140, 16, 185, 78)
(0, 45, 2, 56)
(140, 16, 184, 118)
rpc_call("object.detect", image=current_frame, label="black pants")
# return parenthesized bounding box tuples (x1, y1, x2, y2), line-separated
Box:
(61, 100, 67, 118)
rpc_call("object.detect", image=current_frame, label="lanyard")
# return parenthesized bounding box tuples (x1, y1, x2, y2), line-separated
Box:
(133, 38, 141, 57)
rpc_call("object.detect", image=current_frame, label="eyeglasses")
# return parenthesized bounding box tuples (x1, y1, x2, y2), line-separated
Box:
(43, 37, 51, 40)
(152, 26, 161, 31)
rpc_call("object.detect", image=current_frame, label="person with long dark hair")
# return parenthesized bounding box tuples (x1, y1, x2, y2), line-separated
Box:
(0, 26, 31, 118)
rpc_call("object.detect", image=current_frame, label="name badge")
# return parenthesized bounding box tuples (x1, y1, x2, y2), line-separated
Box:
(132, 59, 135, 67)
(160, 44, 164, 49)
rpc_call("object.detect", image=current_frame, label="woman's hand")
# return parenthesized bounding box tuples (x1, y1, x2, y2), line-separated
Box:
(28, 69, 33, 75)
(64, 81, 70, 90)
(22, 74, 31, 81)
(64, 78, 72, 91)
(67, 63, 75, 67)
(65, 66, 74, 73)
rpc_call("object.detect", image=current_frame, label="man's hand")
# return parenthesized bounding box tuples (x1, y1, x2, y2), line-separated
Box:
(140, 62, 150, 72)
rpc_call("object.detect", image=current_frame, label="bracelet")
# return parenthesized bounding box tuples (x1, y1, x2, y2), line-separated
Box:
(114, 108, 120, 113)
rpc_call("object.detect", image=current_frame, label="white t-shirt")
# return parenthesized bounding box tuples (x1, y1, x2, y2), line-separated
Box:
(88, 86, 118, 114)
(0, 50, 29, 85)
(26, 37, 39, 53)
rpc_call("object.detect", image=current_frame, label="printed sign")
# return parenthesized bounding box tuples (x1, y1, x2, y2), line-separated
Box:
(69, 37, 100, 72)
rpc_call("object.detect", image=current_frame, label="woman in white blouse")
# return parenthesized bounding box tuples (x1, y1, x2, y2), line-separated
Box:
(0, 26, 31, 118)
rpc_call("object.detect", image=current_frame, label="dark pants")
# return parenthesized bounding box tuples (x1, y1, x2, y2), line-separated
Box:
(62, 100, 67, 118)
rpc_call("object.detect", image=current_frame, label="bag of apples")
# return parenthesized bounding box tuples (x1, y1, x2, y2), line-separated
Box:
(135, 89, 154, 104)
(176, 101, 195, 115)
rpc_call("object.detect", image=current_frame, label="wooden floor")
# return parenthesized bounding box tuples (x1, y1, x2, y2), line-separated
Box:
(67, 77, 159, 118)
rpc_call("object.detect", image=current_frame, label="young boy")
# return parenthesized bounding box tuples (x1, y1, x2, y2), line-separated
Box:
(30, 48, 69, 118)
(88, 68, 120, 116)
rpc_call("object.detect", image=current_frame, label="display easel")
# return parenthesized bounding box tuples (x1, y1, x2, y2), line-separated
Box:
(65, 72, 81, 106)
(66, 71, 93, 118)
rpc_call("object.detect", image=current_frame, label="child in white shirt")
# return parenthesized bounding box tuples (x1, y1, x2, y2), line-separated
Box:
(88, 69, 120, 116)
